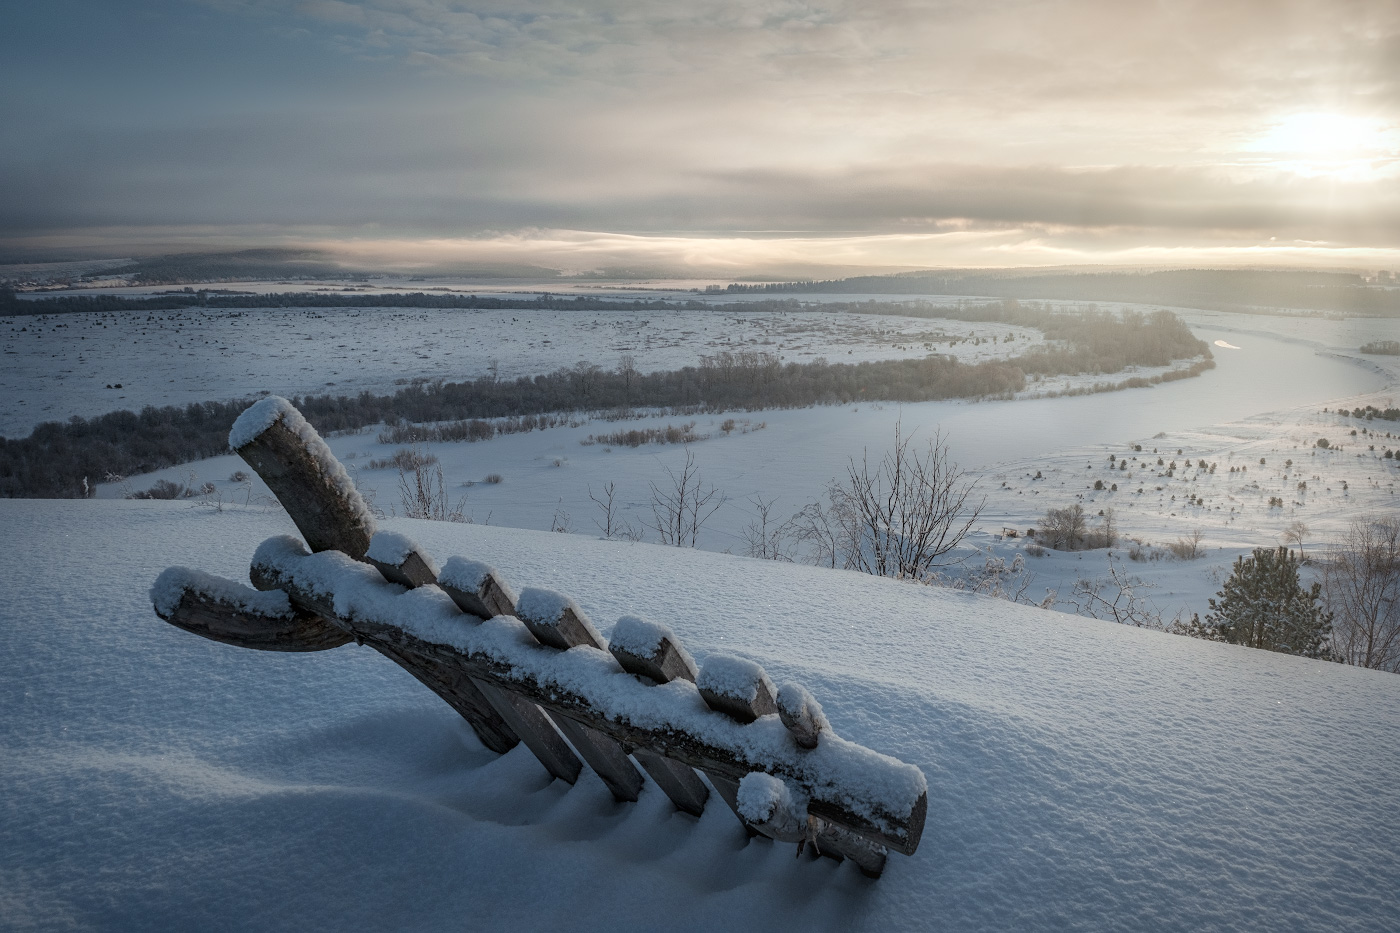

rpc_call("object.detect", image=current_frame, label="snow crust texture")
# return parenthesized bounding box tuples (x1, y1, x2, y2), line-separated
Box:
(6, 500, 1400, 932)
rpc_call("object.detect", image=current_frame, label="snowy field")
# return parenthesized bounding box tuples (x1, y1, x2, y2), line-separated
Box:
(97, 310, 1400, 623)
(3, 500, 1398, 931)
(0, 304, 1038, 438)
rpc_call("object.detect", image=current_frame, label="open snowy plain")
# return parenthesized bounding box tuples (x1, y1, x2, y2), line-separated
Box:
(4, 501, 1399, 931)
(5, 295, 1400, 931)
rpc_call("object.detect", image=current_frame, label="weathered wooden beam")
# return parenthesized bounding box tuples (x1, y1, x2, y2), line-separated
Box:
(152, 567, 352, 652)
(737, 773, 888, 878)
(357, 533, 584, 785)
(606, 616, 712, 816)
(228, 396, 376, 558)
(697, 654, 779, 724)
(366, 531, 440, 588)
(515, 588, 605, 652)
(438, 557, 519, 619)
(470, 678, 583, 784)
(152, 567, 521, 754)
(608, 615, 699, 685)
(247, 543, 927, 856)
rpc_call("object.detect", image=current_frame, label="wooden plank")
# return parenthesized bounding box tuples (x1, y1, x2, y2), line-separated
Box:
(231, 402, 375, 558)
(372, 644, 520, 755)
(252, 550, 928, 855)
(632, 749, 709, 816)
(368, 550, 438, 589)
(550, 716, 644, 802)
(438, 559, 518, 619)
(471, 677, 583, 784)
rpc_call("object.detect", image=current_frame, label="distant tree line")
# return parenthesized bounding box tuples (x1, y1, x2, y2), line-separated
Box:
(0, 305, 1207, 498)
(723, 269, 1400, 317)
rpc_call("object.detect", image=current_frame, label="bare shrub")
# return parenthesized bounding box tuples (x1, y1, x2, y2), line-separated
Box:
(1167, 529, 1205, 560)
(648, 447, 727, 547)
(1070, 553, 1168, 627)
(397, 455, 466, 522)
(127, 478, 188, 500)
(589, 481, 641, 541)
(1323, 517, 1400, 673)
(825, 422, 982, 580)
(229, 470, 249, 483)
(484, 473, 504, 484)
(370, 447, 438, 471)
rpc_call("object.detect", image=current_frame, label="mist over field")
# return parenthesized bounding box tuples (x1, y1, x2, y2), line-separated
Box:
(4, 2, 1400, 931)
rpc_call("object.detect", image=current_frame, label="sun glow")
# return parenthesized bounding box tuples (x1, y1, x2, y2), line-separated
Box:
(1253, 113, 1388, 156)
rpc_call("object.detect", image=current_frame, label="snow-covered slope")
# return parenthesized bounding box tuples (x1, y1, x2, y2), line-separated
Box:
(4, 500, 1398, 932)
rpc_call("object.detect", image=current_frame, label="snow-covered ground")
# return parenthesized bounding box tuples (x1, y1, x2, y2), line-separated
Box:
(3, 499, 1398, 931)
(0, 305, 1037, 438)
(95, 308, 1399, 624)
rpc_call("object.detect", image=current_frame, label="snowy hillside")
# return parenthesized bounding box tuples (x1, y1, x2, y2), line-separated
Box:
(4, 499, 1398, 931)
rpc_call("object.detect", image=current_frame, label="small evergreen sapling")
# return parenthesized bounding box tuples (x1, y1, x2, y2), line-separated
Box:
(1203, 546, 1333, 659)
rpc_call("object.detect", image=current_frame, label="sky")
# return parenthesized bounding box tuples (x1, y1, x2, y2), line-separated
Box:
(3, 0, 1400, 276)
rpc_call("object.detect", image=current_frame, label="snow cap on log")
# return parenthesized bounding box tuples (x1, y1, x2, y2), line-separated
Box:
(737, 772, 807, 839)
(228, 396, 375, 558)
(438, 557, 518, 619)
(515, 587, 604, 651)
(151, 566, 351, 652)
(777, 682, 830, 749)
(366, 531, 441, 588)
(609, 615, 698, 684)
(698, 653, 778, 724)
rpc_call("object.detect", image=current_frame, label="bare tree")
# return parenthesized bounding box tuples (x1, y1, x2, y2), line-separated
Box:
(826, 422, 983, 581)
(1099, 507, 1118, 548)
(741, 494, 797, 561)
(790, 500, 841, 569)
(1038, 503, 1087, 551)
(1323, 517, 1400, 673)
(1282, 520, 1309, 561)
(648, 447, 728, 547)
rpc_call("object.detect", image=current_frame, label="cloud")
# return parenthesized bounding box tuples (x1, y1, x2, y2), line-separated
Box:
(4, 0, 1400, 268)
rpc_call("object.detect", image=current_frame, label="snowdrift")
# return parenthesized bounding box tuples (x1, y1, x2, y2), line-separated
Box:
(3, 499, 1398, 931)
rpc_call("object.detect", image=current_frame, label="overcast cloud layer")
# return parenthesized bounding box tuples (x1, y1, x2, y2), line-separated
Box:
(4, 0, 1400, 273)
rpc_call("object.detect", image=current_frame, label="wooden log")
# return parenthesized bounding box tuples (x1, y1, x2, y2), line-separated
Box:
(372, 644, 520, 755)
(251, 545, 928, 856)
(438, 557, 518, 619)
(514, 588, 605, 652)
(317, 537, 585, 785)
(737, 773, 888, 878)
(152, 570, 352, 652)
(229, 397, 375, 558)
(697, 654, 778, 724)
(776, 682, 828, 750)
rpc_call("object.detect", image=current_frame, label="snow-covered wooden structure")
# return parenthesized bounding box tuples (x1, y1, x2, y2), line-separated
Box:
(151, 397, 927, 878)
